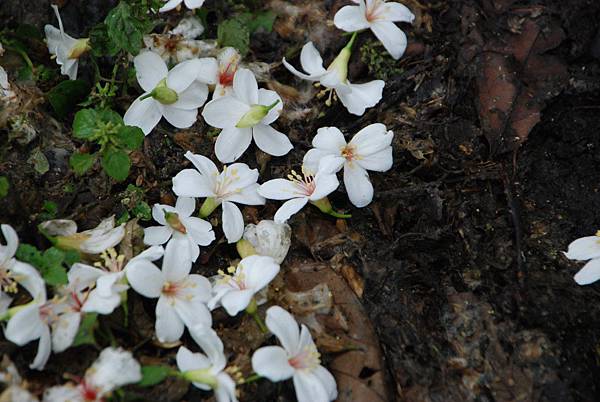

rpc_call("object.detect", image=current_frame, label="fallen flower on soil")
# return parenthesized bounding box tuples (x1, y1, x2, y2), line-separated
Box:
(124, 51, 209, 135)
(208, 255, 280, 316)
(177, 326, 237, 402)
(126, 240, 212, 343)
(202, 68, 292, 163)
(564, 232, 600, 285)
(238, 220, 292, 264)
(303, 124, 394, 207)
(172, 151, 265, 243)
(213, 47, 242, 98)
(144, 197, 215, 263)
(334, 0, 415, 60)
(39, 216, 125, 255)
(43, 347, 141, 402)
(282, 35, 384, 116)
(44, 5, 90, 80)
(252, 306, 337, 402)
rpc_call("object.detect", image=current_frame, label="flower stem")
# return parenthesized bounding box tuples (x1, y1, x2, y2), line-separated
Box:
(241, 373, 262, 384)
(345, 31, 359, 50)
(328, 210, 352, 219)
(245, 298, 268, 333)
(199, 197, 219, 218)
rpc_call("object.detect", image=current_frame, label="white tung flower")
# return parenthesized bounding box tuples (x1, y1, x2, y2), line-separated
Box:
(43, 347, 142, 402)
(252, 306, 337, 402)
(202, 68, 292, 163)
(160, 0, 205, 13)
(144, 197, 215, 263)
(282, 36, 384, 116)
(142, 35, 217, 64)
(67, 246, 165, 315)
(564, 232, 600, 285)
(39, 216, 125, 255)
(241, 220, 291, 264)
(334, 0, 415, 59)
(213, 47, 242, 99)
(208, 255, 280, 316)
(303, 124, 394, 207)
(124, 51, 209, 135)
(172, 151, 265, 243)
(126, 240, 212, 343)
(44, 5, 90, 80)
(177, 326, 237, 402)
(258, 165, 340, 223)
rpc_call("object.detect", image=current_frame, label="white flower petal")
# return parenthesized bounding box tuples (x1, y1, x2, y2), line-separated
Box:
(51, 311, 80, 352)
(126, 261, 164, 298)
(241, 255, 280, 291)
(5, 304, 45, 346)
(356, 147, 393, 172)
(202, 96, 250, 129)
(333, 5, 370, 32)
(81, 289, 121, 314)
(44, 384, 82, 402)
(11, 260, 46, 300)
(574, 259, 600, 285)
(155, 296, 185, 342)
(30, 326, 51, 370)
(313, 126, 347, 153)
(134, 51, 168, 92)
(274, 198, 308, 223)
(174, 297, 213, 329)
(265, 306, 300, 353)
(176, 346, 210, 372)
(176, 196, 196, 217)
(226, 183, 266, 206)
(215, 372, 238, 402)
(172, 80, 209, 110)
(159, 0, 183, 12)
(293, 371, 331, 402)
(564, 236, 600, 260)
(163, 237, 193, 282)
(243, 220, 291, 264)
(196, 57, 219, 84)
(221, 289, 255, 316)
(336, 80, 384, 116)
(215, 126, 253, 163)
(123, 96, 162, 135)
(160, 105, 198, 129)
(303, 149, 338, 176)
(259, 179, 302, 201)
(182, 217, 215, 246)
(189, 325, 226, 369)
(383, 2, 416, 23)
(371, 20, 408, 60)
(131, 245, 165, 262)
(309, 172, 339, 201)
(233, 68, 259, 105)
(299, 42, 328, 76)
(252, 124, 293, 157)
(313, 365, 338, 400)
(282, 57, 325, 81)
(144, 226, 173, 245)
(251, 346, 295, 381)
(257, 89, 283, 125)
(343, 162, 373, 207)
(173, 169, 216, 198)
(68, 263, 104, 292)
(167, 59, 200, 93)
(88, 347, 142, 392)
(221, 201, 244, 243)
(184, 0, 205, 9)
(0, 224, 18, 265)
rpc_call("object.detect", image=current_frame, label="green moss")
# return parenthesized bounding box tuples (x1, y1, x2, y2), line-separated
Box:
(359, 40, 404, 81)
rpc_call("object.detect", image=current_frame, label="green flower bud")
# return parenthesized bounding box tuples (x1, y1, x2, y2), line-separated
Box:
(236, 100, 280, 128)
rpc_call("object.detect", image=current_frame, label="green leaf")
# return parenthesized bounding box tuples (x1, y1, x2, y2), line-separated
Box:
(116, 210, 131, 226)
(43, 263, 68, 286)
(97, 108, 123, 125)
(47, 80, 91, 118)
(138, 366, 173, 387)
(0, 177, 9, 198)
(28, 148, 49, 175)
(72, 109, 99, 139)
(43, 247, 65, 267)
(70, 152, 96, 175)
(131, 201, 151, 220)
(217, 18, 250, 56)
(89, 23, 120, 57)
(239, 11, 277, 33)
(73, 313, 98, 347)
(102, 147, 131, 181)
(105, 1, 153, 55)
(16, 245, 68, 286)
(16, 244, 43, 267)
(63, 249, 80, 266)
(113, 125, 144, 151)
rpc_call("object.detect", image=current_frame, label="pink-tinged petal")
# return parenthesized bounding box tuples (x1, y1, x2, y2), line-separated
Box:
(30, 326, 51, 370)
(221, 201, 244, 243)
(383, 2, 415, 23)
(5, 304, 45, 345)
(257, 89, 283, 125)
(274, 198, 308, 223)
(182, 217, 215, 246)
(356, 147, 393, 172)
(172, 169, 215, 198)
(123, 96, 162, 135)
(312, 126, 347, 153)
(163, 237, 193, 282)
(215, 126, 253, 163)
(371, 20, 408, 59)
(241, 255, 280, 291)
(220, 288, 255, 316)
(167, 59, 199, 92)
(196, 57, 219, 84)
(259, 179, 302, 201)
(126, 260, 164, 298)
(233, 68, 259, 105)
(134, 51, 168, 92)
(176, 196, 196, 217)
(172, 81, 208, 110)
(160, 105, 197, 129)
(51, 311, 80, 352)
(253, 124, 293, 157)
(336, 80, 384, 116)
(202, 96, 250, 129)
(144, 226, 173, 246)
(333, 5, 370, 32)
(176, 346, 211, 372)
(343, 162, 373, 207)
(293, 371, 332, 402)
(251, 346, 295, 381)
(159, 0, 183, 12)
(309, 172, 339, 201)
(299, 42, 327, 76)
(574, 259, 600, 285)
(564, 236, 600, 260)
(155, 296, 185, 343)
(265, 306, 300, 353)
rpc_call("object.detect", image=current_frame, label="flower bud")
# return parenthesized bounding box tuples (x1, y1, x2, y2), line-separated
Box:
(151, 78, 178, 105)
(236, 100, 280, 128)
